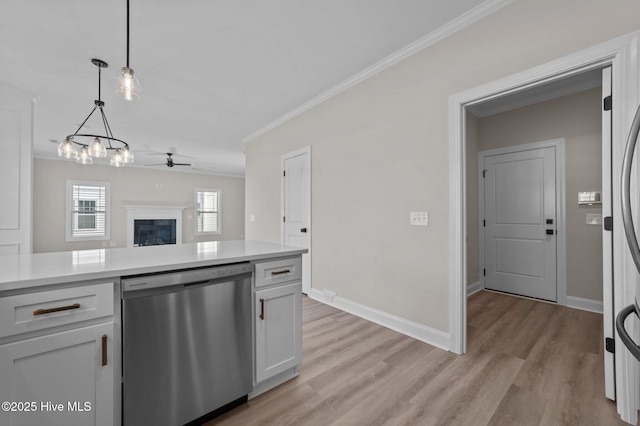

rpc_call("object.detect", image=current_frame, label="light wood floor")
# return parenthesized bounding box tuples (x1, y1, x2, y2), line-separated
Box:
(207, 290, 631, 426)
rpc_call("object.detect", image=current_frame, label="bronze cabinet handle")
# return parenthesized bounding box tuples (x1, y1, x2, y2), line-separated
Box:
(102, 334, 108, 366)
(33, 303, 81, 316)
(271, 269, 290, 276)
(260, 298, 265, 320)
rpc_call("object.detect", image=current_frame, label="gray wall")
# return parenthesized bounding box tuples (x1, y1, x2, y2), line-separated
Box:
(245, 0, 640, 333)
(472, 87, 603, 302)
(33, 158, 245, 253)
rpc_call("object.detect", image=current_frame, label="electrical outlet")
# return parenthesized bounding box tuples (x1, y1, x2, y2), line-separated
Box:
(586, 214, 602, 226)
(410, 211, 429, 226)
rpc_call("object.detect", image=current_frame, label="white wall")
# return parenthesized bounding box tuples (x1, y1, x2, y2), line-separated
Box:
(245, 0, 640, 334)
(33, 158, 245, 253)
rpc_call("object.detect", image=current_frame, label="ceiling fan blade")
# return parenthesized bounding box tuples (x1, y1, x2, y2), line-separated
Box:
(173, 162, 192, 166)
(144, 163, 166, 166)
(144, 151, 196, 159)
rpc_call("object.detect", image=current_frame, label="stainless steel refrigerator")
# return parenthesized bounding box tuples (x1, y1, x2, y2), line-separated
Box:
(617, 105, 640, 361)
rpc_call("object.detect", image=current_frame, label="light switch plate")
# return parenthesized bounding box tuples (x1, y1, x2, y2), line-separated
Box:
(410, 211, 429, 226)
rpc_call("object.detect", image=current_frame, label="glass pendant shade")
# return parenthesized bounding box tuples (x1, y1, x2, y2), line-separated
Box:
(88, 137, 107, 158)
(121, 145, 134, 164)
(61, 59, 133, 168)
(76, 146, 93, 165)
(110, 150, 125, 167)
(116, 67, 140, 101)
(57, 138, 78, 159)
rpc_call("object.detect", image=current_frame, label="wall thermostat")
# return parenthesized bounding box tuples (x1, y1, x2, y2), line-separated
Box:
(578, 191, 601, 205)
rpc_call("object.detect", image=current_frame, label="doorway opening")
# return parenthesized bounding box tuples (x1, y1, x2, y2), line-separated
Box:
(464, 68, 612, 400)
(449, 34, 640, 424)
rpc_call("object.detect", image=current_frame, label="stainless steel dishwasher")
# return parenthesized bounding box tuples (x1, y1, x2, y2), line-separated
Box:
(122, 263, 252, 426)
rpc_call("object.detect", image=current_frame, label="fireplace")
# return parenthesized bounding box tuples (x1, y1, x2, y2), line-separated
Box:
(124, 206, 185, 248)
(134, 219, 176, 246)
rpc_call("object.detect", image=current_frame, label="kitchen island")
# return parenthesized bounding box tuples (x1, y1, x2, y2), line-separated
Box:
(0, 240, 306, 426)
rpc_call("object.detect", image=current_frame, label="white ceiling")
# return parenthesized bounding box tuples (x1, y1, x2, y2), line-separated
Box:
(0, 0, 488, 176)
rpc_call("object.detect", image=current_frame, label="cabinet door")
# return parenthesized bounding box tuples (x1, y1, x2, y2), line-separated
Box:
(255, 282, 302, 383)
(0, 323, 114, 426)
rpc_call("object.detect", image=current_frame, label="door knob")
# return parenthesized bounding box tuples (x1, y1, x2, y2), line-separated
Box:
(300, 228, 307, 233)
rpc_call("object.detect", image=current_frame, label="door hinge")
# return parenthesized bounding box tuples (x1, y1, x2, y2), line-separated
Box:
(604, 95, 612, 111)
(482, 170, 487, 178)
(605, 337, 615, 354)
(483, 268, 486, 276)
(483, 219, 486, 227)
(604, 216, 613, 231)
(283, 216, 286, 223)
(283, 170, 286, 177)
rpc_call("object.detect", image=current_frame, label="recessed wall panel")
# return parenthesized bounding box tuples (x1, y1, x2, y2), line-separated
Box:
(0, 107, 21, 230)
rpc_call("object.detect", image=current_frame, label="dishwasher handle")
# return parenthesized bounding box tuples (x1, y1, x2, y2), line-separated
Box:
(122, 263, 252, 293)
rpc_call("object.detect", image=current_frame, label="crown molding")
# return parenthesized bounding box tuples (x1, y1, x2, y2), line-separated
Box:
(243, 0, 514, 144)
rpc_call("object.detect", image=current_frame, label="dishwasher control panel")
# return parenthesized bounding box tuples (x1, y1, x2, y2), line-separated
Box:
(122, 263, 252, 292)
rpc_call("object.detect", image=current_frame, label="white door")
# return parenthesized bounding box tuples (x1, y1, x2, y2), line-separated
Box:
(484, 146, 557, 301)
(601, 66, 615, 400)
(282, 147, 311, 294)
(0, 85, 32, 255)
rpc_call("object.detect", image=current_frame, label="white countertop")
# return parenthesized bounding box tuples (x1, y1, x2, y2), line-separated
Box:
(0, 240, 307, 292)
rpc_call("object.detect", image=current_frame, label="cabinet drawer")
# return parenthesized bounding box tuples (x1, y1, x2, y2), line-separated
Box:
(254, 257, 302, 288)
(0, 282, 114, 338)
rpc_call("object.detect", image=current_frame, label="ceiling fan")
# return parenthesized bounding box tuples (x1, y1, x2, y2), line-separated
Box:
(145, 153, 192, 168)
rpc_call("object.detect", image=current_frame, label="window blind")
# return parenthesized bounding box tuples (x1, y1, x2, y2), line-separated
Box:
(71, 184, 107, 237)
(196, 190, 219, 233)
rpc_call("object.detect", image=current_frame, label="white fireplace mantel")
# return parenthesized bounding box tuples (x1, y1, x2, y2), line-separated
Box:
(124, 205, 186, 248)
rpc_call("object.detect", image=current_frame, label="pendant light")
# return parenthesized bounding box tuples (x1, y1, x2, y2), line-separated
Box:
(116, 0, 140, 101)
(59, 59, 134, 167)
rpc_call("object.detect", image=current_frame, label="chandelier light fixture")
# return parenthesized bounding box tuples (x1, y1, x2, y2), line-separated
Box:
(116, 0, 140, 101)
(59, 58, 134, 167)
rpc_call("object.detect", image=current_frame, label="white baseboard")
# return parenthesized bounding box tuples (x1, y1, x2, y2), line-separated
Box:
(467, 280, 483, 297)
(309, 288, 450, 351)
(566, 296, 603, 314)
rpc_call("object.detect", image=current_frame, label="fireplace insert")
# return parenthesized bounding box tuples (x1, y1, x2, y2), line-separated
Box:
(134, 219, 177, 246)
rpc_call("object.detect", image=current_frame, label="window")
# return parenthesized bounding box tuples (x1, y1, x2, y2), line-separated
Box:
(66, 181, 110, 241)
(195, 189, 221, 234)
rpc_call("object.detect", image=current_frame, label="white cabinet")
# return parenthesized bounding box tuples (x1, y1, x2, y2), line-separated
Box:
(0, 323, 114, 426)
(254, 257, 302, 384)
(0, 282, 116, 426)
